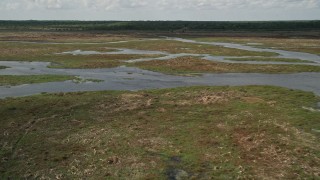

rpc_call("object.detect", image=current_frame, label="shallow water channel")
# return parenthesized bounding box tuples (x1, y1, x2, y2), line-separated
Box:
(58, 38, 320, 66)
(0, 38, 320, 98)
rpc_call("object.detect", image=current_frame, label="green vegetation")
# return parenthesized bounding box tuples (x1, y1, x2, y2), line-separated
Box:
(0, 31, 143, 43)
(0, 20, 319, 32)
(0, 66, 7, 69)
(0, 86, 319, 179)
(0, 41, 163, 68)
(0, 75, 76, 86)
(72, 77, 104, 84)
(226, 57, 313, 63)
(1, 26, 319, 179)
(132, 57, 320, 75)
(106, 40, 277, 57)
(192, 37, 320, 55)
(0, 39, 278, 69)
(0, 41, 115, 61)
(83, 79, 104, 83)
(47, 54, 162, 69)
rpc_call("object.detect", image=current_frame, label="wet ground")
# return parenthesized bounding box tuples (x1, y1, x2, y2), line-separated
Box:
(0, 37, 320, 98)
(1, 64, 320, 98)
(58, 37, 320, 65)
(168, 37, 320, 63)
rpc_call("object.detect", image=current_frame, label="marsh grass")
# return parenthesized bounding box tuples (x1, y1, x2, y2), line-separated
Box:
(71, 77, 104, 84)
(47, 54, 162, 69)
(192, 37, 320, 55)
(0, 42, 163, 68)
(0, 86, 319, 179)
(0, 41, 114, 61)
(0, 31, 319, 179)
(132, 57, 320, 74)
(0, 75, 76, 86)
(226, 57, 313, 63)
(0, 32, 142, 43)
(105, 40, 278, 57)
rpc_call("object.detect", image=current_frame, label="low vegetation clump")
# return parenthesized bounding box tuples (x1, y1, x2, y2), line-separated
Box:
(0, 86, 319, 179)
(132, 57, 320, 74)
(193, 37, 320, 55)
(71, 77, 104, 84)
(0, 41, 113, 61)
(0, 32, 142, 43)
(106, 40, 277, 57)
(0, 41, 162, 68)
(226, 57, 313, 63)
(0, 75, 76, 86)
(48, 54, 162, 69)
(0, 40, 276, 64)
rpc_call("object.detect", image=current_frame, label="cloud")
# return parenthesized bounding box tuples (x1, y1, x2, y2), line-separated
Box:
(2, 2, 21, 10)
(23, 0, 81, 9)
(158, 0, 320, 10)
(1, 0, 319, 11)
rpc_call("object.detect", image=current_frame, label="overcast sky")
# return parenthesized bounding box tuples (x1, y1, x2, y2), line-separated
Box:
(1, 0, 320, 21)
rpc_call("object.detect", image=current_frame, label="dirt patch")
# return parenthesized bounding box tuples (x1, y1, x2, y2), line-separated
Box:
(197, 91, 242, 104)
(233, 129, 295, 178)
(164, 90, 244, 106)
(241, 97, 265, 104)
(234, 130, 266, 152)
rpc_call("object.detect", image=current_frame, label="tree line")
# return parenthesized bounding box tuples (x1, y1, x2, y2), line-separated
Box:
(0, 20, 319, 31)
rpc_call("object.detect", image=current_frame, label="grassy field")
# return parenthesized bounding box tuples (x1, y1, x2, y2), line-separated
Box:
(1, 30, 320, 179)
(0, 41, 163, 68)
(0, 32, 145, 43)
(192, 37, 320, 55)
(47, 54, 162, 69)
(0, 39, 277, 62)
(0, 41, 114, 61)
(0, 75, 76, 86)
(106, 40, 277, 57)
(225, 57, 313, 63)
(0, 86, 319, 179)
(132, 57, 320, 75)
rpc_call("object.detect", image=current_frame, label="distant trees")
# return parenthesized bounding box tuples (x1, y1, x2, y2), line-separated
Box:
(0, 20, 319, 32)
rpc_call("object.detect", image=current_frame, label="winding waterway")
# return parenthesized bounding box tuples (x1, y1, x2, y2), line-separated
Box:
(0, 37, 320, 98)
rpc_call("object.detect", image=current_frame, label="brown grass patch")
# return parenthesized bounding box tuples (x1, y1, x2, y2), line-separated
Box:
(134, 56, 320, 74)
(241, 97, 265, 104)
(195, 37, 320, 55)
(163, 90, 244, 106)
(0, 32, 139, 42)
(233, 129, 295, 178)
